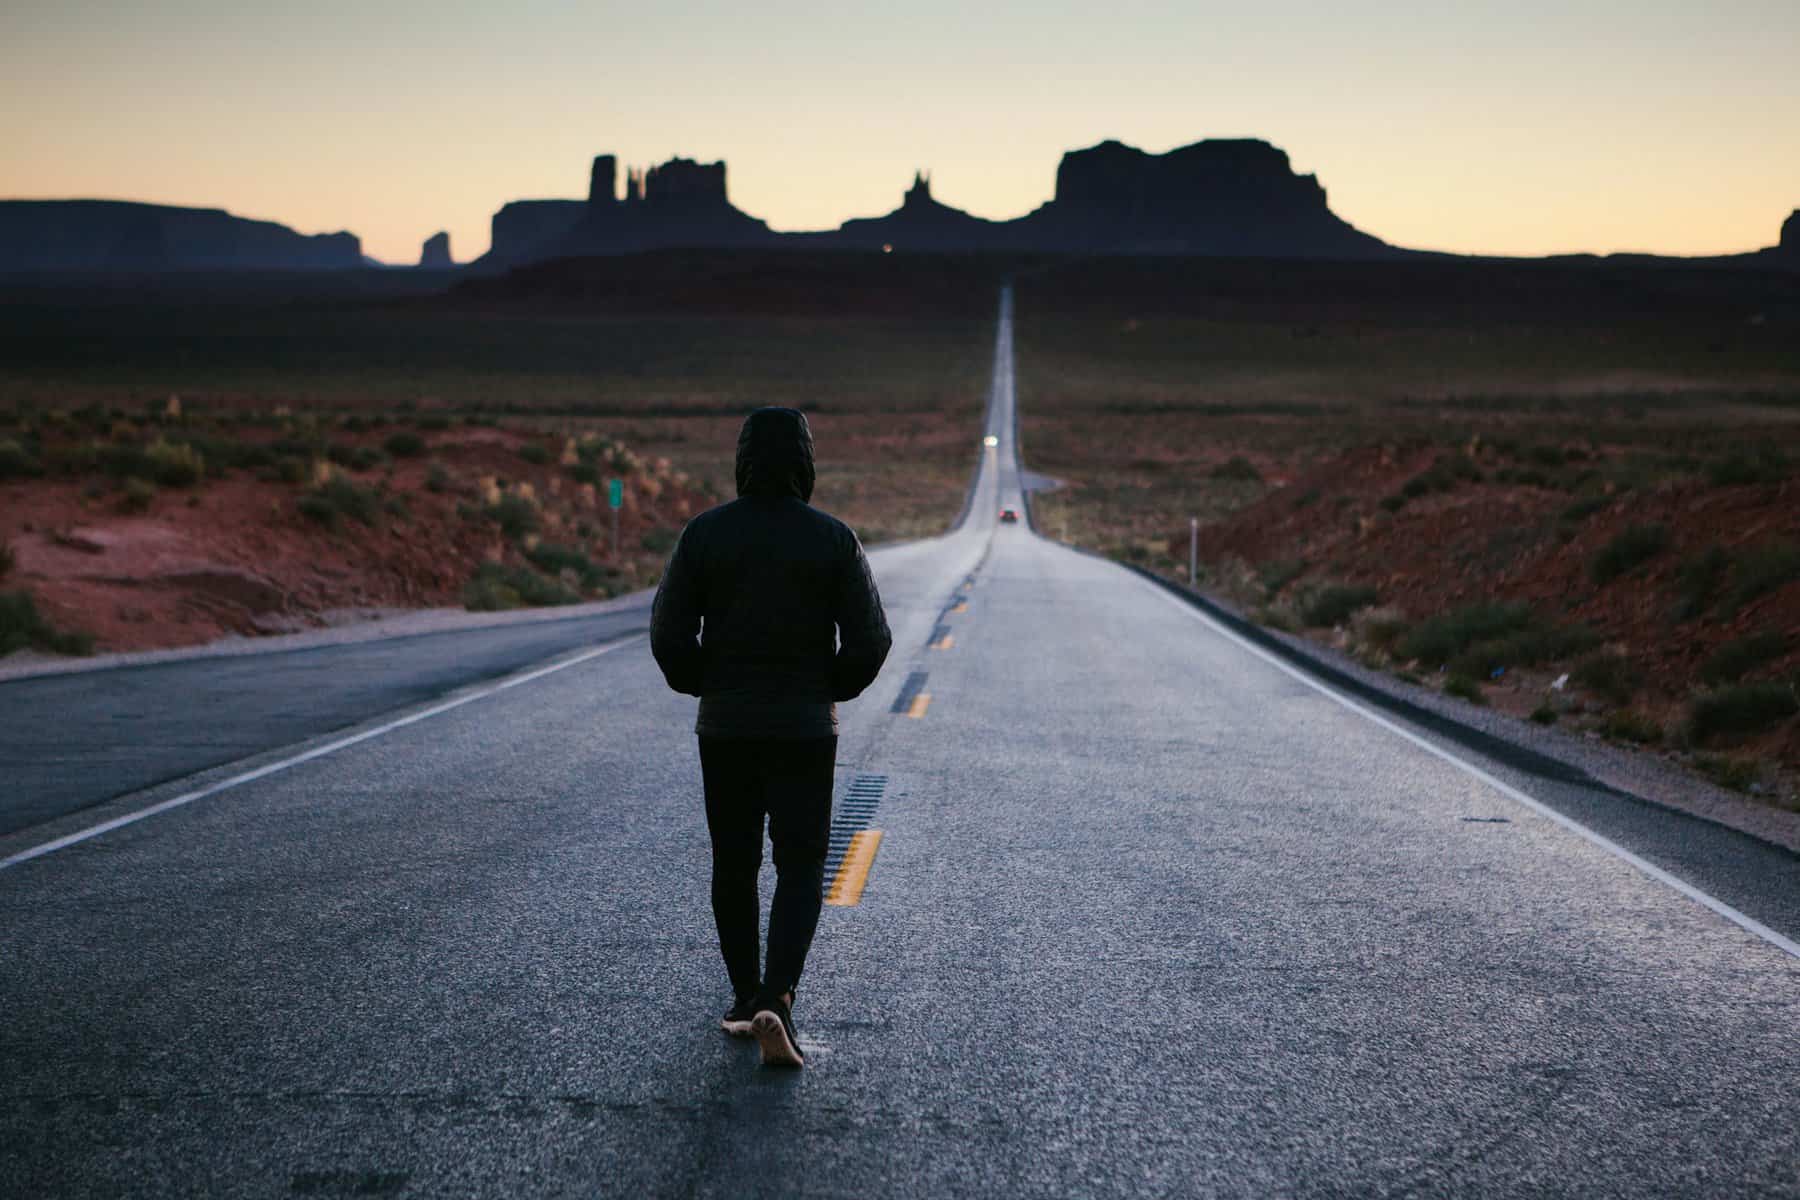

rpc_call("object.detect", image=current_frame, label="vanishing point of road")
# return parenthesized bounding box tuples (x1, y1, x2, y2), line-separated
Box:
(4, 289, 1799, 1197)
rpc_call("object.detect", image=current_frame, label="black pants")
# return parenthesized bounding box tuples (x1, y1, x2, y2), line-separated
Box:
(698, 736, 836, 1002)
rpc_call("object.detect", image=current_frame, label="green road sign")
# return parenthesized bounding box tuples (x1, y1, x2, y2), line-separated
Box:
(607, 478, 623, 509)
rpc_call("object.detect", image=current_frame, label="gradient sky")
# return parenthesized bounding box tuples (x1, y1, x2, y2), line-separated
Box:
(4, 0, 1797, 265)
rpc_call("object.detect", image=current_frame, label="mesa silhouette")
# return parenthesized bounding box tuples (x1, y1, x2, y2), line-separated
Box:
(478, 139, 1394, 268)
(3, 137, 1796, 273)
(0, 200, 364, 272)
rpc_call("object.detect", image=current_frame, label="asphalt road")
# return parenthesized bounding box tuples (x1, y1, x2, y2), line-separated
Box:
(4, 288, 1800, 1197)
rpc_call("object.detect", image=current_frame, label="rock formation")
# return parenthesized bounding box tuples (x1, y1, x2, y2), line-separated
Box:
(1011, 138, 1390, 257)
(472, 138, 1396, 268)
(488, 154, 775, 264)
(419, 231, 453, 268)
(1781, 210, 1799, 256)
(829, 170, 1006, 252)
(0, 200, 362, 272)
(486, 199, 586, 266)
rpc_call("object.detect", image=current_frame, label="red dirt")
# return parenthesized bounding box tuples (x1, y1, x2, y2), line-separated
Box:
(1181, 442, 1800, 775)
(1, 428, 705, 654)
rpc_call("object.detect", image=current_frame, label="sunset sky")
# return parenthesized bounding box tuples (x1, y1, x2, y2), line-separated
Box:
(4, 0, 1797, 265)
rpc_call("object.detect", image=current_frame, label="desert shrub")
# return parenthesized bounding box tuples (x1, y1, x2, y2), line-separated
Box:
(1687, 683, 1799, 743)
(1443, 675, 1487, 705)
(1559, 495, 1609, 524)
(0, 539, 13, 578)
(324, 442, 357, 467)
(348, 446, 387, 472)
(524, 541, 602, 585)
(1572, 650, 1643, 705)
(269, 436, 320, 459)
(640, 528, 679, 555)
(486, 493, 540, 539)
(297, 475, 380, 528)
(1672, 546, 1731, 621)
(1608, 453, 1698, 493)
(0, 590, 93, 656)
(1446, 623, 1600, 680)
(567, 462, 601, 486)
(1495, 467, 1551, 488)
(462, 563, 580, 611)
(518, 443, 551, 465)
(1378, 494, 1407, 512)
(1700, 632, 1790, 685)
(1351, 606, 1410, 653)
(1210, 455, 1262, 483)
(383, 431, 426, 458)
(338, 414, 372, 433)
(1399, 602, 1535, 666)
(1252, 605, 1295, 633)
(1707, 448, 1789, 487)
(105, 438, 200, 485)
(416, 414, 452, 432)
(0, 438, 43, 479)
(118, 478, 157, 513)
(275, 455, 309, 484)
(1724, 540, 1800, 614)
(1694, 753, 1760, 792)
(1400, 453, 1483, 501)
(1300, 584, 1379, 628)
(425, 461, 452, 493)
(1258, 558, 1307, 597)
(1602, 709, 1662, 744)
(1590, 523, 1668, 584)
(1529, 703, 1558, 725)
(174, 434, 273, 474)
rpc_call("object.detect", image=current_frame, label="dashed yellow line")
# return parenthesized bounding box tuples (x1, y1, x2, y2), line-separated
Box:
(825, 830, 883, 906)
(906, 692, 932, 718)
(930, 634, 954, 650)
(949, 601, 967, 614)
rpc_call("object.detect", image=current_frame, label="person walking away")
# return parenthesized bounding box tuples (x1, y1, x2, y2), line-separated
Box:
(651, 407, 892, 1068)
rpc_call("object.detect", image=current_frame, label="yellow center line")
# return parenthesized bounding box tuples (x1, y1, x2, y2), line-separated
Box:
(906, 692, 932, 718)
(930, 634, 954, 650)
(825, 830, 883, 906)
(949, 601, 967, 613)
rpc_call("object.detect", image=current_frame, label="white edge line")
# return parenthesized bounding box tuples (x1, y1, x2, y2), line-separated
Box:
(1137, 579, 1800, 962)
(0, 635, 644, 873)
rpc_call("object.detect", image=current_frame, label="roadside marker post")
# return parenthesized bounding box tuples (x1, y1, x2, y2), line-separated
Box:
(608, 478, 623, 558)
(1189, 517, 1198, 586)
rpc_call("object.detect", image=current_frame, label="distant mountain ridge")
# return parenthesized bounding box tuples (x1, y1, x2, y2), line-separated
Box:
(476, 137, 1396, 267)
(4, 143, 1795, 273)
(0, 200, 362, 272)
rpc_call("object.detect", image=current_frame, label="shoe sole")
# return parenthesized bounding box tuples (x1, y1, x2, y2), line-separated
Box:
(720, 1017, 754, 1038)
(751, 1011, 804, 1068)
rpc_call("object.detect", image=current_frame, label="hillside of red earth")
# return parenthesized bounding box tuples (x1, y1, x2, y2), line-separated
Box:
(0, 405, 708, 655)
(1184, 437, 1799, 777)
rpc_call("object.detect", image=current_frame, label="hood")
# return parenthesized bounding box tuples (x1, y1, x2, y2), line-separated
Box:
(734, 407, 816, 501)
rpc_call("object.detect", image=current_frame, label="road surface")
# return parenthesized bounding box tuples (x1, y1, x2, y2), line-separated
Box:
(4, 289, 1799, 1197)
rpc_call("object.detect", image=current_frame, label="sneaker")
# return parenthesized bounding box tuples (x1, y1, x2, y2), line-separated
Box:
(720, 996, 757, 1038)
(750, 994, 804, 1068)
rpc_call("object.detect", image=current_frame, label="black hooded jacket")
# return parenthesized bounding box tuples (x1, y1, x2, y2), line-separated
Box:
(650, 407, 892, 738)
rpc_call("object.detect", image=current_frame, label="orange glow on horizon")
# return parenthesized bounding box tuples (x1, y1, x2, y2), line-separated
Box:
(1, 0, 1794, 265)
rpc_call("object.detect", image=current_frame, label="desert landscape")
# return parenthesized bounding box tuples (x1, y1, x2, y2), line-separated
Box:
(3, 249, 1799, 808)
(1018, 257, 1800, 804)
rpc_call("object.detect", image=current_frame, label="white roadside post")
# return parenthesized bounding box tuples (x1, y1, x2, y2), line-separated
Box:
(1189, 517, 1198, 586)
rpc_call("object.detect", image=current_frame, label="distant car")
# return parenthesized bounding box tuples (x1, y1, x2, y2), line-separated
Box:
(999, 507, 1019, 524)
